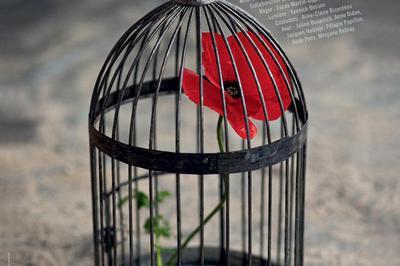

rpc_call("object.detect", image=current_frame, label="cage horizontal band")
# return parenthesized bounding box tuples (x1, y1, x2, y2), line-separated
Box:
(91, 78, 179, 123)
(89, 123, 307, 175)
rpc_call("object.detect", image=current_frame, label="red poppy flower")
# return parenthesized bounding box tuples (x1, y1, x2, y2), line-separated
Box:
(182, 31, 292, 139)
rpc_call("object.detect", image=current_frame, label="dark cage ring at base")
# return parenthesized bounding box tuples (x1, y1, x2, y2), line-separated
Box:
(88, 0, 308, 266)
(139, 247, 277, 265)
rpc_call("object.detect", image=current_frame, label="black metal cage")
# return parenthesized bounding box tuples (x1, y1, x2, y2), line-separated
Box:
(89, 0, 308, 265)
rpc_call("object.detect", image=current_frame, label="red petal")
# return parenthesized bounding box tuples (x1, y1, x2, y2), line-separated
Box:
(228, 31, 292, 121)
(182, 68, 224, 115)
(226, 102, 257, 139)
(202, 33, 236, 86)
(183, 68, 257, 140)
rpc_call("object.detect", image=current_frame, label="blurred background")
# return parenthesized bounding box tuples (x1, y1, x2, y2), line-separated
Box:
(0, 0, 399, 265)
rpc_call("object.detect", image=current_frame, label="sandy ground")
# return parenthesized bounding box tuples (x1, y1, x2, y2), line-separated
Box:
(1, 0, 400, 265)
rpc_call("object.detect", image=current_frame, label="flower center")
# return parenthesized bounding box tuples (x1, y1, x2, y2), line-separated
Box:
(224, 81, 241, 99)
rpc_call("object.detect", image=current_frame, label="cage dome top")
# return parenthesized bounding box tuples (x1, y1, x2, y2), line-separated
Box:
(175, 0, 217, 5)
(89, 0, 308, 175)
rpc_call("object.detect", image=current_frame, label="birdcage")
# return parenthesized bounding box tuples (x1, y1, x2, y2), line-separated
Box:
(88, 0, 308, 265)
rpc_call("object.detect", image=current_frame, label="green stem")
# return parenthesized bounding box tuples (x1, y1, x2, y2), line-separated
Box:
(156, 240, 164, 266)
(167, 116, 227, 266)
(217, 115, 225, 153)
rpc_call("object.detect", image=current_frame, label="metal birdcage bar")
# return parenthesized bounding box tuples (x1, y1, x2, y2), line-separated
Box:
(89, 0, 308, 265)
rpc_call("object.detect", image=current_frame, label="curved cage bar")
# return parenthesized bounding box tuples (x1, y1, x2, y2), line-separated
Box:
(89, 1, 308, 265)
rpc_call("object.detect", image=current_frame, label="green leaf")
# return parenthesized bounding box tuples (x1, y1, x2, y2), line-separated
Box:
(144, 217, 152, 234)
(155, 190, 171, 204)
(118, 196, 129, 208)
(157, 224, 171, 238)
(136, 191, 150, 209)
(118, 190, 150, 209)
(144, 215, 171, 239)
